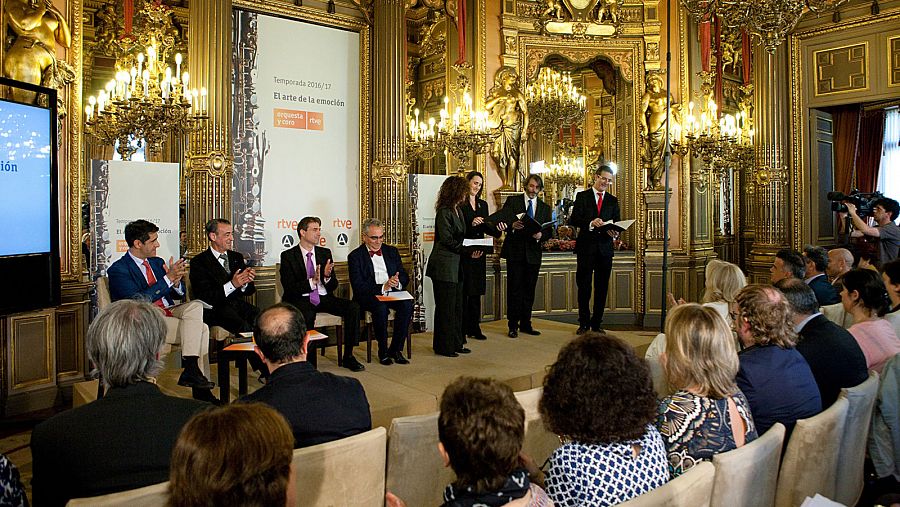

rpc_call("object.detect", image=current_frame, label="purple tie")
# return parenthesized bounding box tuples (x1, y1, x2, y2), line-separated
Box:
(306, 251, 320, 306)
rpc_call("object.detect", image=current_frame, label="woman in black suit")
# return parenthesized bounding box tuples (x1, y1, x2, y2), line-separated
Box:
(426, 176, 480, 357)
(460, 171, 500, 340)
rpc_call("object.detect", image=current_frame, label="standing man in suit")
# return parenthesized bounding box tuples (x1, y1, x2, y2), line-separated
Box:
(106, 219, 213, 390)
(569, 165, 620, 334)
(348, 218, 412, 365)
(281, 216, 364, 372)
(189, 218, 261, 335)
(499, 174, 553, 338)
(802, 245, 840, 305)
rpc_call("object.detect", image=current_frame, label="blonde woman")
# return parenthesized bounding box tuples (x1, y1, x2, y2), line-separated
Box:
(655, 304, 757, 477)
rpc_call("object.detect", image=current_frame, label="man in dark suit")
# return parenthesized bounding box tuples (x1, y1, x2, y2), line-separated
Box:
(802, 245, 840, 305)
(569, 165, 621, 333)
(189, 218, 260, 334)
(31, 300, 209, 506)
(776, 278, 868, 407)
(770, 248, 806, 284)
(107, 219, 213, 389)
(499, 174, 553, 337)
(348, 218, 412, 365)
(241, 303, 371, 448)
(280, 216, 364, 371)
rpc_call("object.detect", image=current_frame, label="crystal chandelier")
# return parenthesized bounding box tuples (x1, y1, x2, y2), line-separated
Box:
(84, 2, 207, 160)
(406, 92, 497, 167)
(525, 68, 587, 140)
(546, 154, 585, 196)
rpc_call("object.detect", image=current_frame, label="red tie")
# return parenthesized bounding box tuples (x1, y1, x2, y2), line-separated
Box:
(597, 192, 604, 216)
(143, 260, 172, 317)
(369, 249, 382, 257)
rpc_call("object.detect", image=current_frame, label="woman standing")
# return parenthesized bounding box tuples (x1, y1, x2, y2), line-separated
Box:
(427, 176, 481, 357)
(460, 171, 500, 341)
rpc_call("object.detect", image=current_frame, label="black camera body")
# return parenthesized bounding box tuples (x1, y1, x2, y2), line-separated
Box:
(828, 190, 884, 217)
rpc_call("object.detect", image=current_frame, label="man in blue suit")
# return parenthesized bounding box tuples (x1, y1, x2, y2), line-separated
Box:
(107, 219, 214, 390)
(348, 218, 412, 365)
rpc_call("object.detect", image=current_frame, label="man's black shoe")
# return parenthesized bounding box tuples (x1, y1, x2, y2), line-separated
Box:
(391, 351, 410, 364)
(457, 347, 472, 354)
(191, 388, 222, 406)
(379, 355, 394, 366)
(343, 356, 366, 372)
(576, 326, 588, 335)
(508, 330, 518, 338)
(520, 328, 541, 336)
(470, 333, 488, 340)
(437, 351, 459, 357)
(178, 369, 215, 389)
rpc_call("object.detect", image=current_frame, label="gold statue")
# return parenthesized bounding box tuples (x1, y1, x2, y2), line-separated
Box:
(542, 0, 565, 19)
(640, 73, 677, 190)
(486, 67, 529, 190)
(598, 0, 620, 24)
(3, 0, 72, 104)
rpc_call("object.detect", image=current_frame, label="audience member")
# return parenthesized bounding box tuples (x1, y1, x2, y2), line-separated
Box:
(803, 245, 840, 305)
(167, 403, 296, 507)
(656, 304, 757, 477)
(883, 259, 900, 337)
(734, 285, 821, 437)
(776, 278, 868, 407)
(540, 333, 669, 506)
(769, 248, 806, 284)
(846, 196, 900, 263)
(841, 268, 900, 373)
(827, 247, 854, 290)
(31, 300, 209, 506)
(241, 303, 371, 448)
(859, 250, 883, 272)
(0, 453, 27, 507)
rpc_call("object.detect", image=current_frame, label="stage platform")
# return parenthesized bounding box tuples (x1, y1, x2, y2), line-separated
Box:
(157, 318, 658, 429)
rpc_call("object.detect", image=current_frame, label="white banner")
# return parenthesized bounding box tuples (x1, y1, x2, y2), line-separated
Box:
(90, 160, 180, 275)
(410, 174, 446, 330)
(231, 10, 360, 264)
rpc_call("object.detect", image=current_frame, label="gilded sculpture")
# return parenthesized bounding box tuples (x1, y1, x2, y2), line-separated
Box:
(486, 67, 529, 190)
(2, 0, 73, 105)
(640, 73, 679, 190)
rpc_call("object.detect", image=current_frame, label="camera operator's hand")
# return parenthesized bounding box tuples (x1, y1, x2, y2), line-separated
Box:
(845, 202, 858, 216)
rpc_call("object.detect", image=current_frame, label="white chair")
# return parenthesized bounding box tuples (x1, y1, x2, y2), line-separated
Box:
(291, 427, 387, 507)
(617, 461, 716, 507)
(774, 397, 849, 507)
(385, 412, 453, 507)
(514, 386, 561, 467)
(820, 303, 853, 328)
(710, 423, 785, 507)
(66, 481, 168, 506)
(868, 353, 900, 486)
(834, 371, 880, 505)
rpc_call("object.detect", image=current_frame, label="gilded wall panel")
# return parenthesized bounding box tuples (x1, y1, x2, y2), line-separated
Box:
(890, 36, 900, 87)
(814, 43, 869, 96)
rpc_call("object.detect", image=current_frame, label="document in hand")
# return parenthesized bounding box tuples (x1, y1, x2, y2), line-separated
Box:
(462, 237, 495, 254)
(601, 219, 635, 233)
(514, 213, 558, 236)
(485, 208, 514, 228)
(376, 290, 414, 302)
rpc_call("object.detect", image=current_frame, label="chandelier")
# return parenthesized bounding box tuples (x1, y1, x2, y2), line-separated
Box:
(546, 154, 585, 195)
(406, 92, 497, 167)
(84, 2, 207, 160)
(525, 68, 587, 140)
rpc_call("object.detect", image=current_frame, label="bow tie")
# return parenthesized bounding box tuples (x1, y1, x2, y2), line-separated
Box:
(369, 249, 382, 257)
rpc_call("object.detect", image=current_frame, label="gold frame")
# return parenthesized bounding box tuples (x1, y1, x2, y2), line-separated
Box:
(60, 0, 85, 282)
(812, 41, 870, 97)
(889, 35, 900, 88)
(230, 0, 372, 242)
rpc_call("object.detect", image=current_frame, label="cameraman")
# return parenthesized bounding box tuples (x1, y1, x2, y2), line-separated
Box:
(847, 197, 900, 263)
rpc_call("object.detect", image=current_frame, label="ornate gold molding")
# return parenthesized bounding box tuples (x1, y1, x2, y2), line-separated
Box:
(813, 42, 869, 96)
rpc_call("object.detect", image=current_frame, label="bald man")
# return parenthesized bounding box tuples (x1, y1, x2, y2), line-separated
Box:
(827, 248, 854, 290)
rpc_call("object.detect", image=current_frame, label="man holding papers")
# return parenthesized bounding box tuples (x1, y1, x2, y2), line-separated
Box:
(570, 164, 622, 334)
(499, 174, 553, 338)
(348, 218, 413, 365)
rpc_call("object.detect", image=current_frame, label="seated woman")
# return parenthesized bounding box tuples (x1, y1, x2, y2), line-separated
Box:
(655, 304, 757, 477)
(168, 403, 296, 507)
(540, 333, 669, 506)
(842, 268, 900, 373)
(880, 259, 900, 336)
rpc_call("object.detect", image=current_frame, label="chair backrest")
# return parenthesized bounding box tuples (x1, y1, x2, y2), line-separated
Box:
(820, 303, 853, 329)
(291, 427, 386, 507)
(617, 461, 715, 507)
(385, 412, 453, 507)
(96, 276, 112, 310)
(66, 481, 168, 507)
(868, 352, 900, 484)
(774, 397, 849, 507)
(514, 386, 561, 467)
(835, 371, 880, 505)
(710, 423, 785, 507)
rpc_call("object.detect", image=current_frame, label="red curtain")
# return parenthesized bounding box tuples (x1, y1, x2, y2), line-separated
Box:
(832, 105, 860, 193)
(855, 110, 885, 193)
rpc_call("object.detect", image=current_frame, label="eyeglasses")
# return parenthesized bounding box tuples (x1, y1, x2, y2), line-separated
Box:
(597, 176, 612, 182)
(368, 235, 384, 240)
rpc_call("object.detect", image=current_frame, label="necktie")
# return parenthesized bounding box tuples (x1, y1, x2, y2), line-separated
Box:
(305, 251, 320, 306)
(369, 249, 383, 257)
(143, 260, 171, 315)
(527, 198, 534, 219)
(218, 252, 229, 272)
(597, 192, 604, 216)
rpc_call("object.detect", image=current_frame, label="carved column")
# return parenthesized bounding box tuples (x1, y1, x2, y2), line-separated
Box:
(746, 45, 790, 282)
(372, 0, 409, 248)
(185, 0, 232, 255)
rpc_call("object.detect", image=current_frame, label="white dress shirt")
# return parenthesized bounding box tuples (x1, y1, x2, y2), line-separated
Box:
(209, 246, 243, 296)
(299, 245, 329, 297)
(368, 248, 403, 295)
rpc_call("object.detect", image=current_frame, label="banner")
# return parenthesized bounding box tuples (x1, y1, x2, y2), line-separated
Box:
(90, 160, 180, 275)
(231, 9, 361, 265)
(410, 174, 446, 330)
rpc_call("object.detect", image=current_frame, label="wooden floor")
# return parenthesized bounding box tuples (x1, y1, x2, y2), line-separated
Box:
(3, 317, 656, 503)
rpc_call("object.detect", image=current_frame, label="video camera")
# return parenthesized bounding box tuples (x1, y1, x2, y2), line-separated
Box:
(827, 190, 884, 218)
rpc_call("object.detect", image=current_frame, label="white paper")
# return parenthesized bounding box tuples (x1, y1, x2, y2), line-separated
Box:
(799, 494, 845, 507)
(377, 290, 414, 301)
(609, 219, 635, 231)
(463, 238, 494, 247)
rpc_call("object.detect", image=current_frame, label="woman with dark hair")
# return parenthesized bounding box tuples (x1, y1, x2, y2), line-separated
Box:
(427, 176, 480, 357)
(168, 403, 295, 507)
(842, 268, 900, 373)
(539, 333, 669, 506)
(461, 171, 501, 341)
(883, 259, 900, 336)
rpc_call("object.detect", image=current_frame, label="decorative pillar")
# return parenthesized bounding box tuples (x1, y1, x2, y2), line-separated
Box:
(746, 45, 790, 282)
(372, 0, 409, 248)
(185, 0, 232, 256)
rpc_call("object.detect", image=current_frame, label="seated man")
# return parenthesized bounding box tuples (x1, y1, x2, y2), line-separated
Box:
(827, 247, 854, 290)
(802, 245, 840, 305)
(107, 219, 212, 389)
(348, 218, 413, 365)
(189, 218, 260, 334)
(31, 300, 209, 506)
(280, 216, 364, 372)
(769, 248, 806, 284)
(241, 303, 372, 448)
